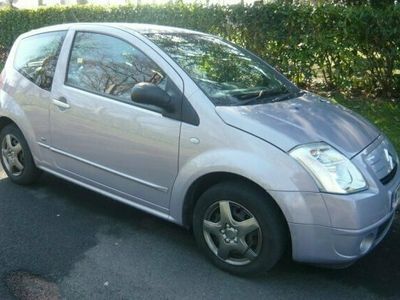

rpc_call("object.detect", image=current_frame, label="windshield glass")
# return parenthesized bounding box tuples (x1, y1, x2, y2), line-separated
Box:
(145, 32, 299, 106)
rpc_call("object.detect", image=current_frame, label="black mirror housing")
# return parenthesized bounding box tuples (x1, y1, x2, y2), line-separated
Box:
(131, 82, 174, 113)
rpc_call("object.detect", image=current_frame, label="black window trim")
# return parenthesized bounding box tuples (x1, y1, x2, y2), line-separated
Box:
(13, 30, 68, 92)
(64, 30, 198, 124)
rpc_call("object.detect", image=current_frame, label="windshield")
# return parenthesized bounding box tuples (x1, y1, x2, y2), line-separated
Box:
(145, 32, 300, 106)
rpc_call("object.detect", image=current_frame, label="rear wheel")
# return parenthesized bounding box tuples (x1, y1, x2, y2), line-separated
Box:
(0, 124, 41, 185)
(193, 181, 287, 276)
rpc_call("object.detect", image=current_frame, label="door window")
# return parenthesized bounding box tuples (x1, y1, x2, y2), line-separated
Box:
(66, 32, 177, 105)
(14, 31, 66, 91)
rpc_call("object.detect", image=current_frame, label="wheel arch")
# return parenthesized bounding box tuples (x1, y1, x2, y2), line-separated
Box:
(0, 116, 16, 132)
(181, 172, 290, 236)
(0, 101, 42, 164)
(0, 116, 31, 147)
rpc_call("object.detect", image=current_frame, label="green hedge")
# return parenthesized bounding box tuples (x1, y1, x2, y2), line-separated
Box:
(0, 3, 399, 98)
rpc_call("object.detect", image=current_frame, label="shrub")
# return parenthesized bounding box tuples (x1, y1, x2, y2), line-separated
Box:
(0, 3, 399, 98)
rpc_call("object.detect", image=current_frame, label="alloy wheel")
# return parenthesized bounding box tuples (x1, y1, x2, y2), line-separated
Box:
(202, 200, 262, 266)
(1, 134, 24, 176)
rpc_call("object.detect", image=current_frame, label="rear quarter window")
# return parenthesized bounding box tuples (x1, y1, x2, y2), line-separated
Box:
(14, 31, 66, 91)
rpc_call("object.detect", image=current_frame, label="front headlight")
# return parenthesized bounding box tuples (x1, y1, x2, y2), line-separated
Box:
(290, 142, 367, 194)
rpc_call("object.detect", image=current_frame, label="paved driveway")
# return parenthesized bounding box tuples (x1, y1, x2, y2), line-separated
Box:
(0, 166, 399, 299)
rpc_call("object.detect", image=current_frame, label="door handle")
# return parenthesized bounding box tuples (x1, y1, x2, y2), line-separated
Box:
(52, 97, 70, 109)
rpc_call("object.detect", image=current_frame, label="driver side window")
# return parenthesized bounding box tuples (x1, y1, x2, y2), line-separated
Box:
(66, 32, 173, 104)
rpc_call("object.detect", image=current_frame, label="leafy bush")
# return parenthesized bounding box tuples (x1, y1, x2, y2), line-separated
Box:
(0, 3, 399, 98)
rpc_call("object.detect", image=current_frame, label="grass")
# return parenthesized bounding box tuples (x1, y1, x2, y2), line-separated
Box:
(328, 92, 400, 152)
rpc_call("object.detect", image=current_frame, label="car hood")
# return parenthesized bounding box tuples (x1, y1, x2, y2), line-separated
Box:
(215, 93, 380, 158)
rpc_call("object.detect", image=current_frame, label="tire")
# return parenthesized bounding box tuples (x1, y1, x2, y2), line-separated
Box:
(0, 124, 41, 185)
(193, 181, 288, 276)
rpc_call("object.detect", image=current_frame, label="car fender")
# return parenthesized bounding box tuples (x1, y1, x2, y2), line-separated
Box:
(169, 146, 324, 225)
(0, 92, 42, 163)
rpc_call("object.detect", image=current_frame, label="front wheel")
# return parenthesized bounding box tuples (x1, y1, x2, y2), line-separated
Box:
(193, 181, 287, 276)
(0, 124, 41, 185)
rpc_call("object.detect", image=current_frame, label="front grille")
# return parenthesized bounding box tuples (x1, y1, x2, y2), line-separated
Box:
(365, 138, 398, 185)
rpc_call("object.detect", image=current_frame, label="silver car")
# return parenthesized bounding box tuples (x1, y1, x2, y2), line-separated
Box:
(0, 23, 399, 275)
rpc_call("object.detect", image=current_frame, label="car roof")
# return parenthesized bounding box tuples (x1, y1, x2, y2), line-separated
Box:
(24, 22, 205, 37)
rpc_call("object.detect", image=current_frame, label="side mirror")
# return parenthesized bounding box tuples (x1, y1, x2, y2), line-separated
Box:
(131, 82, 174, 113)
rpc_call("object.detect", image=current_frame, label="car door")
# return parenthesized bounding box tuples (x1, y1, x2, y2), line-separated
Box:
(11, 30, 66, 167)
(50, 27, 184, 211)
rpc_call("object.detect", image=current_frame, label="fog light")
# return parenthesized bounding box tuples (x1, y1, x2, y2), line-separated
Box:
(360, 234, 375, 254)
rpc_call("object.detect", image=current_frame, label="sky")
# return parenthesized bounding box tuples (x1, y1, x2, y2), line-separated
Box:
(15, 0, 259, 8)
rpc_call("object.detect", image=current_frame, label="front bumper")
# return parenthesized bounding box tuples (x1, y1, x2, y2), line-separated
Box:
(273, 134, 400, 265)
(288, 209, 396, 264)
(286, 167, 399, 265)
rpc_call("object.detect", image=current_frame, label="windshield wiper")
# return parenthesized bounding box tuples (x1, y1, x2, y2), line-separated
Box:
(267, 90, 306, 102)
(229, 88, 285, 101)
(232, 90, 264, 100)
(238, 90, 305, 106)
